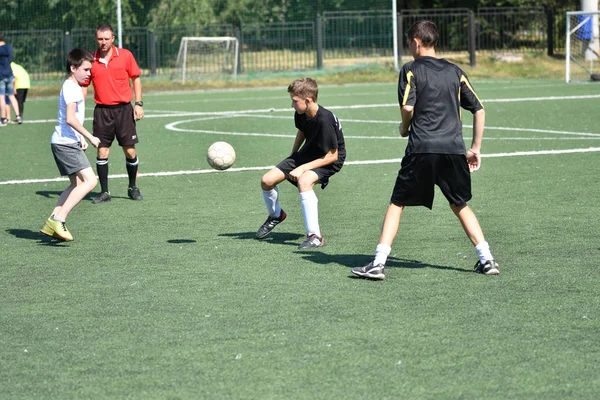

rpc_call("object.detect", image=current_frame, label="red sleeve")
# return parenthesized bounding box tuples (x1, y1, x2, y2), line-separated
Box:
(126, 50, 141, 78)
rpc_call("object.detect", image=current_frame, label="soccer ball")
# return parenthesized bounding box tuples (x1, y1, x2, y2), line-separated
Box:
(207, 141, 236, 170)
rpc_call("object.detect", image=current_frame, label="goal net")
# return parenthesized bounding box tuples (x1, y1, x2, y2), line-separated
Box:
(173, 37, 239, 84)
(566, 11, 600, 82)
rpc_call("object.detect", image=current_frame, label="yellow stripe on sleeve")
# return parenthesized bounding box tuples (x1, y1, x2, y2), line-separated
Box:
(460, 75, 484, 109)
(402, 71, 414, 106)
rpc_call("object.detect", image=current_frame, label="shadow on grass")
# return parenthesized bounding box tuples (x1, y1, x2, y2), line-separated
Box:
(5, 228, 69, 246)
(35, 190, 130, 201)
(36, 190, 95, 201)
(167, 239, 197, 244)
(218, 231, 304, 247)
(296, 251, 469, 273)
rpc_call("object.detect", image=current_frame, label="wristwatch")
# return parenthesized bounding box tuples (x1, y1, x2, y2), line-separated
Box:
(134, 101, 144, 107)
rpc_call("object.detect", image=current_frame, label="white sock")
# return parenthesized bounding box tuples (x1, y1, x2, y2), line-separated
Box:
(299, 190, 320, 236)
(475, 241, 494, 264)
(262, 187, 281, 218)
(53, 215, 65, 223)
(374, 244, 391, 266)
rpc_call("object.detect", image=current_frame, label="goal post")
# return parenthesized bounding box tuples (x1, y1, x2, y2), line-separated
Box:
(174, 37, 239, 84)
(566, 11, 600, 82)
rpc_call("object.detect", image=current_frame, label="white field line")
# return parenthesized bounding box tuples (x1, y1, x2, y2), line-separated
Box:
(25, 93, 600, 125)
(3, 147, 600, 186)
(164, 115, 600, 138)
(181, 113, 600, 138)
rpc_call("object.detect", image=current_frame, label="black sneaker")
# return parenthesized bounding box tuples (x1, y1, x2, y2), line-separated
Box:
(298, 234, 323, 249)
(128, 186, 143, 200)
(474, 260, 500, 275)
(16, 116, 23, 124)
(256, 210, 286, 239)
(92, 191, 112, 204)
(352, 261, 386, 280)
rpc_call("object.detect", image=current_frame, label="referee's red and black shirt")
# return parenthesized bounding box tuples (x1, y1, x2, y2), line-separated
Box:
(398, 56, 483, 155)
(82, 46, 141, 106)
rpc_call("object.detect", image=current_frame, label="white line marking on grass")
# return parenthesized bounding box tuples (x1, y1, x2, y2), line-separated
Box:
(23, 93, 600, 125)
(165, 116, 600, 139)
(3, 147, 600, 186)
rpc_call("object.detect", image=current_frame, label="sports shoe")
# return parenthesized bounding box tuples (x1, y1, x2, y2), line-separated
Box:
(92, 191, 112, 204)
(256, 210, 287, 239)
(44, 217, 73, 241)
(352, 261, 386, 280)
(474, 260, 500, 275)
(16, 116, 22, 124)
(298, 234, 324, 249)
(40, 223, 60, 239)
(128, 186, 143, 200)
(0, 118, 6, 126)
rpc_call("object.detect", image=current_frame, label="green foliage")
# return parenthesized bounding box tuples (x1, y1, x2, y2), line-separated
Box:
(148, 0, 216, 28)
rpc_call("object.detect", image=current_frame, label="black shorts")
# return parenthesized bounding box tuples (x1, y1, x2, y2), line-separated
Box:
(277, 154, 343, 189)
(93, 103, 139, 147)
(390, 153, 472, 209)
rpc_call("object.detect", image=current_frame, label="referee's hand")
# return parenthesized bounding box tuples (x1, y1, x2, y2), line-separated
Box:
(134, 105, 144, 120)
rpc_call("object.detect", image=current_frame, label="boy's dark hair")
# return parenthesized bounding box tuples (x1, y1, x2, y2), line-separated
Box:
(0, 32, 4, 41)
(96, 24, 114, 35)
(66, 48, 93, 74)
(406, 20, 439, 48)
(288, 78, 318, 102)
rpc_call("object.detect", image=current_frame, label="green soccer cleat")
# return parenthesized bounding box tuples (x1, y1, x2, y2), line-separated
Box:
(40, 223, 60, 239)
(44, 217, 73, 241)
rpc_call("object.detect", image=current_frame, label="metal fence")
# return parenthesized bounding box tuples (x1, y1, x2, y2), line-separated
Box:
(323, 11, 394, 61)
(477, 7, 548, 52)
(2, 7, 571, 82)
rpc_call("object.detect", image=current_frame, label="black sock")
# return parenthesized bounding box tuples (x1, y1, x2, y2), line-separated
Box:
(96, 158, 109, 193)
(126, 157, 139, 188)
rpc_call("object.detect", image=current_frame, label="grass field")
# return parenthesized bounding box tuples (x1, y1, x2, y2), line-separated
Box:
(1, 78, 599, 399)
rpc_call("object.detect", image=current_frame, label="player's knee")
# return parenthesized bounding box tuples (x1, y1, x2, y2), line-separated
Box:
(88, 174, 98, 189)
(449, 203, 467, 214)
(260, 175, 274, 190)
(297, 175, 316, 191)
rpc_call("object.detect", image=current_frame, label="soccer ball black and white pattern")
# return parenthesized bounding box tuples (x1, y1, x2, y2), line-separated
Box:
(207, 141, 236, 170)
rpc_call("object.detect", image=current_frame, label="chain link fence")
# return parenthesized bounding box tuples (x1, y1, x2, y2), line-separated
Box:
(2, 7, 572, 82)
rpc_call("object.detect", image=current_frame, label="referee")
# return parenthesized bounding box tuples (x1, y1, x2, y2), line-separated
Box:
(82, 24, 144, 204)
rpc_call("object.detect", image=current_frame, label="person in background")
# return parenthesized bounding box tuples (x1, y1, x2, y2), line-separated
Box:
(11, 62, 29, 122)
(0, 32, 21, 126)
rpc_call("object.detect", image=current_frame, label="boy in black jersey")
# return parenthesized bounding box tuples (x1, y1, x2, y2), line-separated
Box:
(352, 20, 499, 280)
(256, 78, 346, 249)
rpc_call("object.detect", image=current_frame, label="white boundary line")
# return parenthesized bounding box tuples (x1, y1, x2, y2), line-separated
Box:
(3, 147, 600, 186)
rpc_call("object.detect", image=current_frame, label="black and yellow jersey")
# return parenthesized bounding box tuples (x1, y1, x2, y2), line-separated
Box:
(397, 56, 483, 155)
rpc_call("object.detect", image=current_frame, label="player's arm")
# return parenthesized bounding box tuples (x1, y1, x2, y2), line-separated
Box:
(132, 76, 144, 120)
(291, 130, 305, 154)
(302, 148, 338, 169)
(400, 105, 414, 137)
(288, 148, 338, 182)
(65, 102, 100, 148)
(467, 108, 485, 172)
